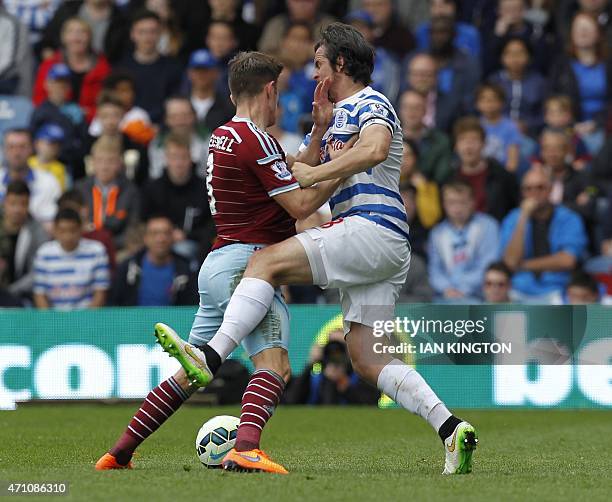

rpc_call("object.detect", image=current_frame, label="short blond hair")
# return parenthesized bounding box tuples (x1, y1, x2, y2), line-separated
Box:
(91, 135, 123, 157)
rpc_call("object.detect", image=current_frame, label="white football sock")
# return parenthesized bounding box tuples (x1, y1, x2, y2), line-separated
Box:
(208, 278, 275, 361)
(377, 359, 452, 432)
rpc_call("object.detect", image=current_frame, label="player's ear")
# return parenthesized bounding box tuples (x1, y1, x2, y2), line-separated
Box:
(229, 93, 236, 106)
(335, 55, 345, 74)
(264, 81, 276, 98)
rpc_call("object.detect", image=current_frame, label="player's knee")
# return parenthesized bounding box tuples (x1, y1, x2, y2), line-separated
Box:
(346, 345, 378, 385)
(245, 249, 282, 286)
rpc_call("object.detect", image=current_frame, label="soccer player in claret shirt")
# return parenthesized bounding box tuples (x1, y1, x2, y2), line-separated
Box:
(159, 23, 479, 475)
(96, 51, 342, 473)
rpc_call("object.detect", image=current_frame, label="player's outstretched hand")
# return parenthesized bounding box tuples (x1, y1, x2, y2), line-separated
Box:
(312, 77, 333, 130)
(292, 162, 316, 188)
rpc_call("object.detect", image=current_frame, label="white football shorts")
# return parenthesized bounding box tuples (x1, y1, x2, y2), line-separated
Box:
(295, 215, 411, 333)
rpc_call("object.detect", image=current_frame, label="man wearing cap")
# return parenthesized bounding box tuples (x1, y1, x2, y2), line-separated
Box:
(186, 49, 234, 136)
(0, 129, 61, 227)
(29, 124, 70, 191)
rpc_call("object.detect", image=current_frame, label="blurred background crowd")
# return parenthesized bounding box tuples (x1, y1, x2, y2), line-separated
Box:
(1, 0, 612, 312)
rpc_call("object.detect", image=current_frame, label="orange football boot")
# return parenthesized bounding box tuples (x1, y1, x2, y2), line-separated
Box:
(95, 453, 133, 470)
(222, 448, 288, 474)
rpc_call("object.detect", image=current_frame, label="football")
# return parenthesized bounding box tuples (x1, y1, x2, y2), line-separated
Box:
(195, 415, 240, 467)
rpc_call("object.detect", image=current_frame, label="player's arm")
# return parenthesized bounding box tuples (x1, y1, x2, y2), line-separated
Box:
(273, 179, 343, 220)
(292, 124, 392, 188)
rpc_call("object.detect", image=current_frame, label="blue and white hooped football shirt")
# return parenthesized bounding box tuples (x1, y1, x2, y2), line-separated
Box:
(300, 86, 408, 241)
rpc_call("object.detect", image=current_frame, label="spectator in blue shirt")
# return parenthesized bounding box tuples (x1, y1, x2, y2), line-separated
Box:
(429, 15, 481, 115)
(415, 0, 482, 58)
(109, 215, 196, 306)
(501, 167, 588, 303)
(549, 12, 612, 129)
(277, 22, 317, 133)
(489, 37, 546, 135)
(428, 180, 500, 302)
(476, 82, 522, 173)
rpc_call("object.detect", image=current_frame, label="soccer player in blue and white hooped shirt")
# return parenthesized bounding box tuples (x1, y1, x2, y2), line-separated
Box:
(161, 23, 478, 475)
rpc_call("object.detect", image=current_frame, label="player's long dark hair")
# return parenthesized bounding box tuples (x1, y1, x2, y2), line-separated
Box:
(315, 23, 374, 86)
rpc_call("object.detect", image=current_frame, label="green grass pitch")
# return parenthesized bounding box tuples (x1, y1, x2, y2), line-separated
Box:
(2, 405, 611, 501)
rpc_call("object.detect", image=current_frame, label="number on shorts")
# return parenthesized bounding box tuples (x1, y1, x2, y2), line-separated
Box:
(320, 217, 344, 228)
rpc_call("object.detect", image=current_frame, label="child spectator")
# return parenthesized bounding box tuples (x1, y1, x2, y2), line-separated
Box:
(87, 94, 149, 184)
(75, 136, 140, 249)
(400, 139, 442, 229)
(541, 95, 591, 171)
(33, 207, 109, 310)
(489, 37, 546, 135)
(29, 62, 88, 179)
(90, 72, 156, 147)
(29, 123, 70, 191)
(57, 189, 117, 272)
(476, 83, 522, 173)
(453, 116, 519, 221)
(428, 180, 500, 302)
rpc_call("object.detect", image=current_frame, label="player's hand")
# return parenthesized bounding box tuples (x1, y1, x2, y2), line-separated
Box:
(312, 77, 333, 132)
(327, 134, 358, 160)
(292, 161, 317, 188)
(520, 197, 539, 216)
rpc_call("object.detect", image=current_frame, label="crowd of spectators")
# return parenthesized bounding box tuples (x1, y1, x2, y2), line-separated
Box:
(1, 0, 612, 310)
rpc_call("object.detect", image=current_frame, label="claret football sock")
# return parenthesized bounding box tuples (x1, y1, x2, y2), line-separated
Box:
(109, 376, 193, 464)
(235, 369, 285, 452)
(208, 278, 275, 361)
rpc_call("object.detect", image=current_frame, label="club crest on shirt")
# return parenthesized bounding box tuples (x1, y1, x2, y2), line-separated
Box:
(271, 160, 292, 181)
(334, 109, 348, 129)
